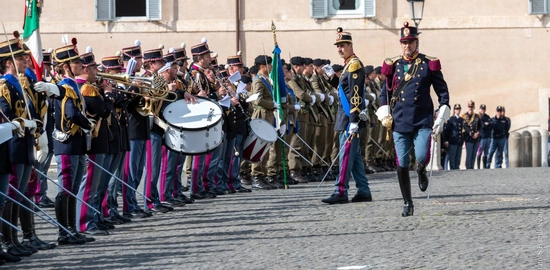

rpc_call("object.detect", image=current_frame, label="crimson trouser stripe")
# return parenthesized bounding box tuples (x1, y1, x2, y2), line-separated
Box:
(337, 140, 352, 197)
(122, 152, 130, 213)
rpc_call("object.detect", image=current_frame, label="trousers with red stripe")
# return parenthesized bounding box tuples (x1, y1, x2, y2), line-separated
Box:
(333, 131, 371, 197)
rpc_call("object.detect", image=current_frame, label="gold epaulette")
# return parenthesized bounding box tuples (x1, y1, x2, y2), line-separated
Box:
(347, 59, 362, 73)
(384, 55, 402, 65)
(61, 85, 79, 100)
(424, 55, 439, 61)
(0, 79, 11, 106)
(81, 83, 100, 97)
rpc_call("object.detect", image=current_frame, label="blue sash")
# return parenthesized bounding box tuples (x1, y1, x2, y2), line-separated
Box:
(25, 68, 37, 82)
(257, 76, 276, 127)
(338, 84, 351, 117)
(2, 74, 36, 113)
(59, 77, 80, 97)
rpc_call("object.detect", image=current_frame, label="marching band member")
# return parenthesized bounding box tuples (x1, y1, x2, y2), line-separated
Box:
(141, 45, 173, 213)
(159, 50, 195, 207)
(100, 54, 133, 224)
(0, 33, 43, 256)
(188, 38, 218, 200)
(226, 53, 252, 193)
(121, 41, 152, 219)
(75, 47, 114, 235)
(50, 38, 91, 244)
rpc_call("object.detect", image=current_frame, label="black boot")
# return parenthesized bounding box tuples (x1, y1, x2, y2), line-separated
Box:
(397, 167, 414, 217)
(13, 203, 37, 254)
(476, 156, 481, 170)
(55, 194, 85, 245)
(20, 199, 51, 251)
(68, 197, 94, 243)
(416, 163, 429, 192)
(2, 202, 31, 257)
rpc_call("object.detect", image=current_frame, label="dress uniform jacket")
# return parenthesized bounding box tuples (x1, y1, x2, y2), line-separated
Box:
(251, 73, 275, 126)
(443, 115, 465, 145)
(0, 75, 36, 165)
(54, 77, 92, 155)
(127, 85, 151, 141)
(111, 89, 131, 152)
(288, 75, 312, 122)
(79, 80, 112, 154)
(334, 54, 367, 131)
(235, 93, 249, 136)
(104, 91, 122, 154)
(462, 112, 481, 143)
(380, 54, 450, 133)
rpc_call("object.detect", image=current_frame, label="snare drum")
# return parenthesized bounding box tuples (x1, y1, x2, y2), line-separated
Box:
(242, 118, 278, 163)
(163, 97, 224, 155)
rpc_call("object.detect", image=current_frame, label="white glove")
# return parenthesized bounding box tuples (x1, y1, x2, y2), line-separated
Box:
(322, 64, 335, 77)
(432, 105, 451, 139)
(37, 132, 49, 162)
(23, 119, 37, 134)
(82, 118, 96, 134)
(328, 95, 334, 105)
(318, 93, 325, 102)
(294, 104, 301, 111)
(376, 105, 390, 121)
(348, 122, 359, 134)
(273, 102, 279, 109)
(369, 93, 376, 102)
(34, 82, 60, 97)
(363, 98, 370, 107)
(279, 124, 286, 136)
(309, 94, 316, 105)
(10, 120, 22, 131)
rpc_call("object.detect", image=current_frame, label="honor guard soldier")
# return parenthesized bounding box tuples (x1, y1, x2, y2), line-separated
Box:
(74, 47, 115, 235)
(477, 104, 492, 169)
(122, 40, 153, 218)
(461, 100, 481, 169)
(226, 52, 253, 192)
(50, 38, 94, 244)
(321, 28, 372, 205)
(378, 22, 450, 216)
(98, 54, 133, 223)
(443, 104, 465, 170)
(189, 38, 218, 199)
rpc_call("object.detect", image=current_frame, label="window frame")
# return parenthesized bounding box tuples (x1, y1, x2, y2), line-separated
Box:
(328, 0, 365, 17)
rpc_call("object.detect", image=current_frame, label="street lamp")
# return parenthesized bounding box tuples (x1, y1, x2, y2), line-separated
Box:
(407, 0, 425, 27)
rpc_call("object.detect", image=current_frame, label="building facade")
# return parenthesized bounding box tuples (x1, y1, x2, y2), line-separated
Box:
(3, 0, 550, 132)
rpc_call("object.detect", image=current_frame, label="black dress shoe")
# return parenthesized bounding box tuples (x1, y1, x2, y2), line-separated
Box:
(190, 193, 206, 200)
(176, 194, 194, 204)
(321, 194, 349, 204)
(163, 199, 185, 207)
(22, 235, 51, 250)
(113, 212, 132, 223)
(151, 205, 170, 213)
(96, 221, 115, 230)
(57, 233, 86, 245)
(236, 186, 252, 193)
(402, 201, 414, 217)
(252, 176, 271, 190)
(0, 249, 21, 262)
(74, 232, 96, 242)
(205, 191, 217, 198)
(215, 189, 227, 195)
(104, 216, 124, 225)
(227, 189, 237, 194)
(16, 243, 37, 254)
(37, 196, 55, 208)
(351, 194, 373, 203)
(4, 242, 32, 257)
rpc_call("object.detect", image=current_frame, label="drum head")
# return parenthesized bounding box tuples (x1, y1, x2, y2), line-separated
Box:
(249, 118, 278, 143)
(163, 97, 223, 130)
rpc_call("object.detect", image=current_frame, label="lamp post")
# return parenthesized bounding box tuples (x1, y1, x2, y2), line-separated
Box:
(407, 0, 425, 27)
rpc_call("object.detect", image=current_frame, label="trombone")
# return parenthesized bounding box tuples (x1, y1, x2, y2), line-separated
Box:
(96, 72, 177, 102)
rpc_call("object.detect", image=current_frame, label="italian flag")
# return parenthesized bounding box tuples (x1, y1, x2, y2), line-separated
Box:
(23, 0, 43, 81)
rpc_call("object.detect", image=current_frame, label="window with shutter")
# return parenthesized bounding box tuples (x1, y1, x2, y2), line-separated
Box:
(95, 0, 113, 21)
(529, 0, 549, 14)
(147, 0, 162, 21)
(313, 0, 376, 18)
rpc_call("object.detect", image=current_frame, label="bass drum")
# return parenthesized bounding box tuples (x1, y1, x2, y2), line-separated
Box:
(163, 97, 224, 155)
(242, 118, 278, 163)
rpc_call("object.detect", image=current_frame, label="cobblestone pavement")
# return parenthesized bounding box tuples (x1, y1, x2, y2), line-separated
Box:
(10, 167, 550, 269)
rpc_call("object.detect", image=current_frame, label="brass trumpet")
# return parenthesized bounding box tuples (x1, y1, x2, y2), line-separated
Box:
(96, 72, 176, 102)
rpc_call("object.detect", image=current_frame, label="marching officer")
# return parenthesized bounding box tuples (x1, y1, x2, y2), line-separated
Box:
(321, 28, 372, 205)
(378, 22, 450, 216)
